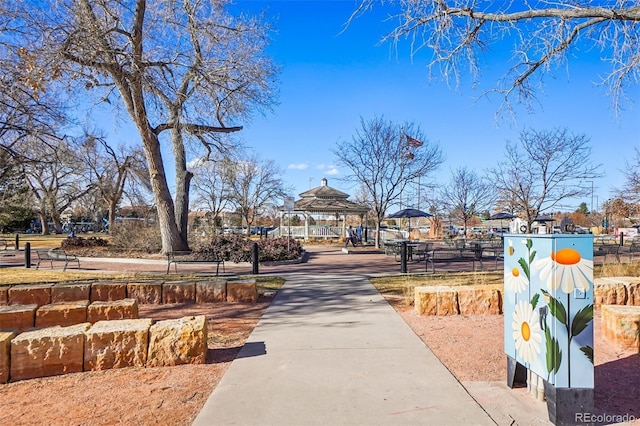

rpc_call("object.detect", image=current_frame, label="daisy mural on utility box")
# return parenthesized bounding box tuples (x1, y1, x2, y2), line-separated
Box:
(503, 234, 594, 426)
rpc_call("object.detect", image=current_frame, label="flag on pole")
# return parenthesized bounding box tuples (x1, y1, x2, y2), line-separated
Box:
(406, 134, 423, 147)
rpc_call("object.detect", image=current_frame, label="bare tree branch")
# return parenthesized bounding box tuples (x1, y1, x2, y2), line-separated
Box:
(350, 1, 640, 119)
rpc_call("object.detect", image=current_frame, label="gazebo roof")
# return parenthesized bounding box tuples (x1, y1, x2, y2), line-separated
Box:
(298, 183, 349, 200)
(288, 178, 369, 215)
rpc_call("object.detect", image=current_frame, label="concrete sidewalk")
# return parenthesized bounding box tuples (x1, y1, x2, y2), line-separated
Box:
(192, 272, 549, 426)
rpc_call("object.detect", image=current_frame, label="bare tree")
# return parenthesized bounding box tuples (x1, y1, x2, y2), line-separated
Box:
(350, 1, 640, 118)
(20, 137, 93, 234)
(191, 154, 235, 231)
(489, 128, 602, 232)
(438, 167, 495, 235)
(226, 154, 289, 235)
(621, 147, 640, 203)
(602, 197, 638, 226)
(334, 115, 444, 248)
(12, 0, 278, 252)
(79, 135, 149, 233)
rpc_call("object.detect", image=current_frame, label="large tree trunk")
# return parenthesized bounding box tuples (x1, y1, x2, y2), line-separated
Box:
(138, 126, 188, 254)
(39, 212, 50, 235)
(107, 199, 117, 235)
(51, 211, 63, 234)
(170, 126, 192, 245)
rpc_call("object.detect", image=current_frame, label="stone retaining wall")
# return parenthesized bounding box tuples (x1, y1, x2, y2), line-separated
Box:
(1, 299, 139, 332)
(414, 285, 503, 316)
(1, 278, 257, 307)
(414, 277, 640, 317)
(1, 315, 206, 383)
(594, 277, 640, 308)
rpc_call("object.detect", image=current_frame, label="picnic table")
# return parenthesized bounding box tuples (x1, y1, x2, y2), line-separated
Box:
(425, 245, 484, 273)
(384, 240, 431, 262)
(593, 236, 622, 263)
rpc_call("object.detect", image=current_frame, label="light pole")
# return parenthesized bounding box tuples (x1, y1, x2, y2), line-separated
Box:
(588, 180, 594, 214)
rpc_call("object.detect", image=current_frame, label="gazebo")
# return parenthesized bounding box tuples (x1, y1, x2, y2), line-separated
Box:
(279, 178, 369, 241)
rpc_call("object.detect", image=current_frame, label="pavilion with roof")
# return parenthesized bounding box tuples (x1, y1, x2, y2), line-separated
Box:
(279, 178, 369, 241)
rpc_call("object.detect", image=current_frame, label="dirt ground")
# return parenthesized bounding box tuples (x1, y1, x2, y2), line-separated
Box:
(1, 296, 638, 425)
(389, 299, 640, 423)
(0, 301, 272, 426)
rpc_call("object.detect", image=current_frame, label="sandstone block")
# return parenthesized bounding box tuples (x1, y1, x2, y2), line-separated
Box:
(10, 323, 91, 381)
(628, 282, 640, 306)
(457, 286, 502, 315)
(196, 280, 227, 303)
(601, 305, 640, 351)
(87, 299, 138, 323)
(414, 286, 459, 316)
(0, 304, 38, 332)
(36, 301, 89, 328)
(594, 279, 628, 308)
(84, 319, 152, 370)
(127, 281, 162, 304)
(226, 280, 258, 303)
(90, 281, 127, 302)
(0, 286, 8, 305)
(147, 316, 207, 367)
(162, 281, 196, 304)
(0, 331, 16, 383)
(51, 282, 92, 303)
(602, 277, 640, 306)
(8, 284, 52, 307)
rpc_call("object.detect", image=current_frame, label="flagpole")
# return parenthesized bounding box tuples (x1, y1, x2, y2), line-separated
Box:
(417, 175, 420, 211)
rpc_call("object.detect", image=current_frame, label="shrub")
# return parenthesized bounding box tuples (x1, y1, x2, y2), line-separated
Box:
(60, 236, 108, 249)
(257, 237, 303, 262)
(109, 222, 162, 253)
(193, 235, 303, 263)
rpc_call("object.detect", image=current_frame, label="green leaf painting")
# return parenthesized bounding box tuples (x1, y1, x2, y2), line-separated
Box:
(571, 305, 594, 337)
(518, 258, 530, 280)
(545, 327, 562, 376)
(580, 346, 594, 364)
(541, 289, 567, 327)
(530, 293, 540, 310)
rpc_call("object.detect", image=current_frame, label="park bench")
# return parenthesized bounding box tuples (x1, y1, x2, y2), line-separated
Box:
(166, 251, 225, 275)
(34, 249, 80, 271)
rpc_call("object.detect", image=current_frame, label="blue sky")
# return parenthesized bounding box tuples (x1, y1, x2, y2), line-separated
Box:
(224, 0, 640, 213)
(98, 1, 639, 213)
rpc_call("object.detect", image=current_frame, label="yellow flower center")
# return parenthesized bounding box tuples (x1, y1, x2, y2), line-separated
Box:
(511, 267, 520, 277)
(521, 321, 531, 342)
(551, 248, 581, 265)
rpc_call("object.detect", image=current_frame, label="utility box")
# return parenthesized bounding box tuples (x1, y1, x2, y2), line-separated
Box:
(503, 234, 594, 426)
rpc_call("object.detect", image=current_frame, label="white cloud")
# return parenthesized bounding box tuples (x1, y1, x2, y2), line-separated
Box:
(325, 167, 339, 175)
(288, 163, 308, 170)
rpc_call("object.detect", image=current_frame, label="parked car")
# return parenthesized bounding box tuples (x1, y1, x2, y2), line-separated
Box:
(471, 227, 484, 236)
(573, 226, 590, 234)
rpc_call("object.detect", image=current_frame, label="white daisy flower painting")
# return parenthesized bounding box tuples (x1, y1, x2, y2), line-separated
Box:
(511, 300, 542, 365)
(505, 266, 528, 294)
(532, 247, 593, 294)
